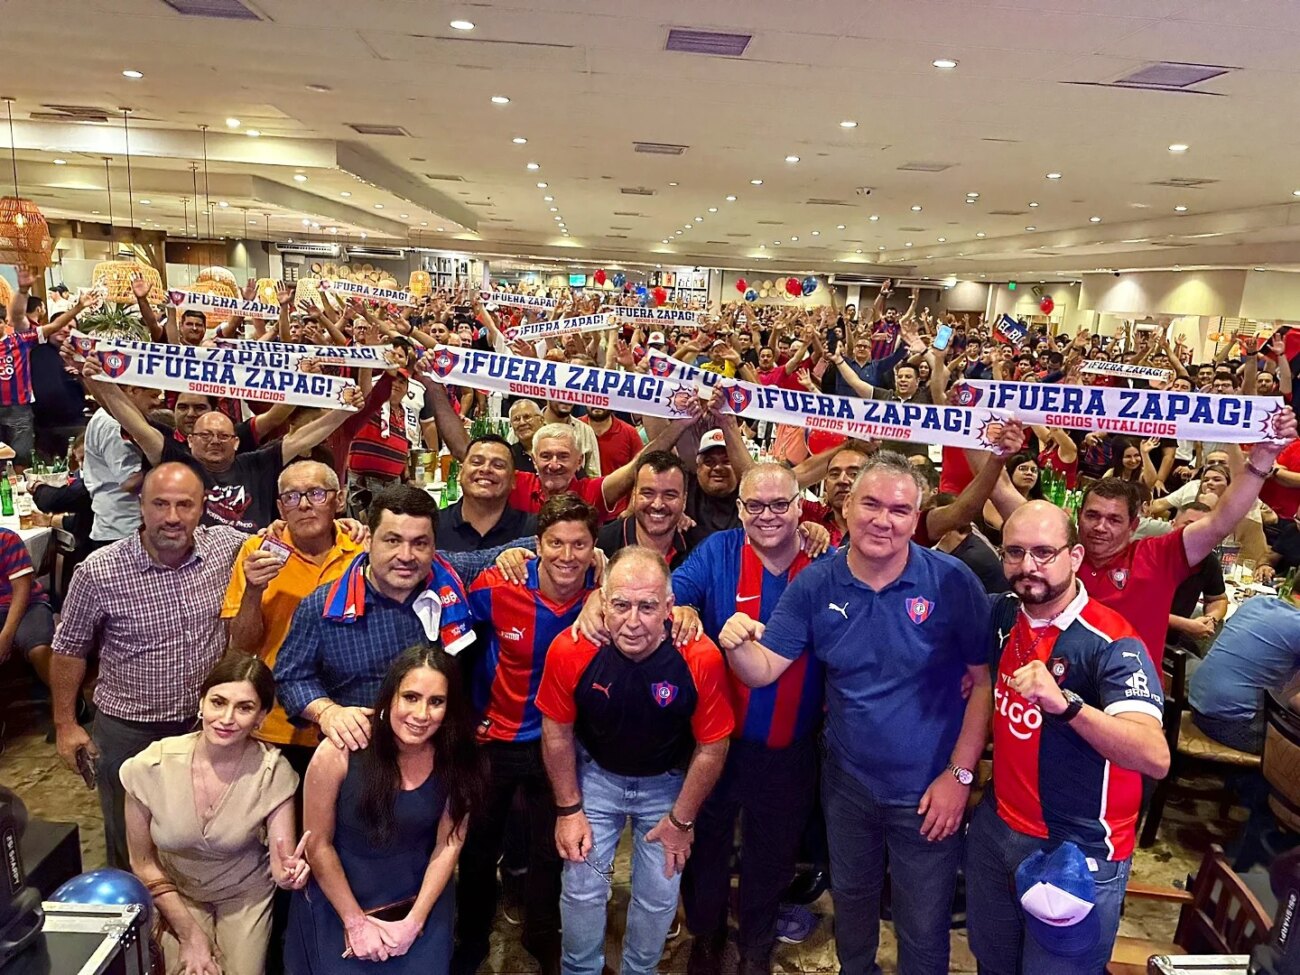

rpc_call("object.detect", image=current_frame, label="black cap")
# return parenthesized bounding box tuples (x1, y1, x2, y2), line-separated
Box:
(51, 284, 69, 294)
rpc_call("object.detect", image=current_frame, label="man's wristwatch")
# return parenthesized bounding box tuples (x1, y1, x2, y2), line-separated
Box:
(555, 801, 583, 817)
(946, 763, 974, 787)
(668, 810, 694, 832)
(1053, 689, 1085, 724)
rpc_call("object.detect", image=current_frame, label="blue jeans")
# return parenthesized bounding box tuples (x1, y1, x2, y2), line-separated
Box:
(0, 404, 34, 465)
(821, 755, 962, 975)
(966, 797, 1131, 975)
(561, 750, 684, 975)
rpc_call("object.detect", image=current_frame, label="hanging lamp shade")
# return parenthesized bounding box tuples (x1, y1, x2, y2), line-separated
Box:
(196, 265, 237, 288)
(92, 260, 163, 305)
(0, 197, 53, 269)
(0, 275, 13, 310)
(293, 277, 323, 306)
(408, 270, 432, 298)
(254, 278, 280, 307)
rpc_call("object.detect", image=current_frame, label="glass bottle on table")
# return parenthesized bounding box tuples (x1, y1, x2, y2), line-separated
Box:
(13, 479, 31, 530)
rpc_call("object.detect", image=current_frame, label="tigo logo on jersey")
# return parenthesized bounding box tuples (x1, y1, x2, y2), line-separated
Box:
(1110, 568, 1128, 590)
(650, 681, 678, 708)
(905, 596, 933, 624)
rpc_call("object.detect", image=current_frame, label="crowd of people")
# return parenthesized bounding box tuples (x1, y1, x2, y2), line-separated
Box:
(3, 264, 1299, 975)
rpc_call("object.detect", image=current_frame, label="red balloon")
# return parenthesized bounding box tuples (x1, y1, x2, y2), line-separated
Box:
(735, 278, 747, 294)
(786, 277, 802, 296)
(594, 269, 607, 286)
(807, 429, 847, 454)
(652, 286, 668, 306)
(1039, 296, 1055, 315)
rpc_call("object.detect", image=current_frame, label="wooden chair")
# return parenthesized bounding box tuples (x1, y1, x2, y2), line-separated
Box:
(1107, 844, 1272, 974)
(1262, 690, 1300, 834)
(1139, 647, 1261, 848)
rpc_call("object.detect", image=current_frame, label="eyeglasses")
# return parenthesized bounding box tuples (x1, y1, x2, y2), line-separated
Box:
(189, 432, 236, 444)
(999, 544, 1070, 567)
(582, 851, 614, 887)
(740, 496, 798, 516)
(278, 488, 337, 507)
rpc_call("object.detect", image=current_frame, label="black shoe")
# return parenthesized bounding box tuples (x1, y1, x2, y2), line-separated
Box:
(687, 933, 726, 975)
(783, 868, 829, 905)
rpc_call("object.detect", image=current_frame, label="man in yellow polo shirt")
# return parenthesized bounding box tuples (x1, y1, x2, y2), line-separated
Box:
(222, 459, 363, 774)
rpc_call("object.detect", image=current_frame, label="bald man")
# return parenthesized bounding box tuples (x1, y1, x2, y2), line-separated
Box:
(966, 501, 1170, 975)
(50, 462, 249, 868)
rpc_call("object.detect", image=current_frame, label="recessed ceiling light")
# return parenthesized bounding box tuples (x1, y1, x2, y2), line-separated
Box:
(1025, 225, 1036, 231)
(526, 162, 540, 171)
(791, 236, 799, 241)
(420, 221, 428, 226)
(965, 198, 976, 205)
(293, 174, 307, 182)
(1168, 143, 1189, 153)
(750, 179, 763, 185)
(836, 224, 846, 230)
(708, 207, 718, 213)
(662, 239, 669, 244)
(773, 241, 781, 246)
(785, 155, 800, 163)
(668, 182, 678, 186)
(307, 83, 332, 93)
(675, 230, 683, 235)
(513, 137, 527, 145)
(869, 214, 879, 221)
(684, 223, 692, 229)
(725, 195, 737, 202)
(339, 191, 351, 198)
(1090, 215, 1102, 222)
(967, 192, 980, 198)
(976, 232, 986, 238)
(856, 248, 863, 253)
(122, 69, 143, 79)
(218, 201, 229, 208)
(373, 203, 384, 209)
(399, 213, 408, 218)
(225, 117, 240, 128)
(549, 206, 558, 212)
(436, 227, 444, 232)
(694, 216, 703, 222)
(52, 158, 65, 165)
(536, 182, 547, 188)
(91, 209, 100, 214)
(911, 205, 922, 212)
(904, 242, 913, 247)
(246, 129, 260, 137)
(1174, 205, 1188, 212)
(1028, 201, 1039, 207)
(360, 232, 367, 239)
(937, 237, 946, 242)
(839, 120, 858, 128)
(811, 230, 820, 236)
(932, 58, 958, 69)
(328, 226, 338, 234)
(302, 219, 310, 226)
(139, 199, 151, 205)
(1045, 172, 1062, 179)
(491, 95, 510, 105)
(557, 216, 564, 222)
(449, 19, 475, 30)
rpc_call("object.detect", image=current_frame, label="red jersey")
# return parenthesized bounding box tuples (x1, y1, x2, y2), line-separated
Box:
(583, 415, 642, 477)
(1078, 528, 1193, 667)
(506, 471, 612, 520)
(1260, 440, 1300, 519)
(347, 406, 410, 480)
(940, 445, 974, 495)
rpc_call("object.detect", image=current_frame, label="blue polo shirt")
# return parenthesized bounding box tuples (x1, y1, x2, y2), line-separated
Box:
(1189, 596, 1300, 723)
(760, 543, 990, 805)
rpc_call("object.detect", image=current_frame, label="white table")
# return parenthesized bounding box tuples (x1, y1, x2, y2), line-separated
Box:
(17, 525, 51, 570)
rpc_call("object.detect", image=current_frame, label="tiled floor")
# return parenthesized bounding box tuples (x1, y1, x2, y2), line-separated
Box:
(0, 706, 1230, 974)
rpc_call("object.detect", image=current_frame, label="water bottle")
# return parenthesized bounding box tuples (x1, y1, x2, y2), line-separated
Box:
(1, 476, 14, 518)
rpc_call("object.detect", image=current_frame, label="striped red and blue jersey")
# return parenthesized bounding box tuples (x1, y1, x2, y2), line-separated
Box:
(0, 527, 46, 611)
(467, 560, 595, 743)
(672, 528, 826, 748)
(989, 586, 1165, 861)
(0, 329, 39, 406)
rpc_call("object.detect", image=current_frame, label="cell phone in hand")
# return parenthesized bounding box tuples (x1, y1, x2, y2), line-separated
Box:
(932, 324, 954, 351)
(75, 744, 98, 789)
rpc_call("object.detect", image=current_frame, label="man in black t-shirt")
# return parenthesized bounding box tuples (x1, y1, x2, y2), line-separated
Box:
(686, 429, 741, 536)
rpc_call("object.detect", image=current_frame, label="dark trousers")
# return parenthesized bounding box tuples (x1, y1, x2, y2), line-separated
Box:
(455, 739, 561, 963)
(821, 755, 962, 975)
(92, 711, 195, 869)
(682, 736, 816, 964)
(267, 743, 316, 975)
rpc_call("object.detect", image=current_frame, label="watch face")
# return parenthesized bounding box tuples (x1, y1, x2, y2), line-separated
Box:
(953, 766, 974, 786)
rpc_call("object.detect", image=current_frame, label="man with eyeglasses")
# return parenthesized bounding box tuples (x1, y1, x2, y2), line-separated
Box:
(719, 451, 994, 975)
(82, 354, 365, 533)
(671, 463, 831, 975)
(536, 546, 733, 975)
(966, 501, 1168, 974)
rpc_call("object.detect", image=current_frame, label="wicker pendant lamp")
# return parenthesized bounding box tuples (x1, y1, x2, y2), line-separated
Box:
(408, 269, 432, 298)
(0, 98, 52, 269)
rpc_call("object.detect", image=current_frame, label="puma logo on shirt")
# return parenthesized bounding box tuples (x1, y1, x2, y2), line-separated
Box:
(828, 602, 849, 620)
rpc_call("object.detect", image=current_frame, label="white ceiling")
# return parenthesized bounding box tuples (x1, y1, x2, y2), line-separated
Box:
(6, 0, 1300, 278)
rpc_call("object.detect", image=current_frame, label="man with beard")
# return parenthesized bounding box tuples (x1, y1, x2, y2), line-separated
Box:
(966, 501, 1168, 974)
(675, 464, 830, 975)
(165, 391, 294, 457)
(583, 405, 643, 477)
(439, 434, 538, 552)
(543, 399, 601, 477)
(597, 451, 692, 569)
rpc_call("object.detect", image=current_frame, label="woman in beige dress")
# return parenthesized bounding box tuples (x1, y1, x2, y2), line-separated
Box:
(121, 653, 311, 975)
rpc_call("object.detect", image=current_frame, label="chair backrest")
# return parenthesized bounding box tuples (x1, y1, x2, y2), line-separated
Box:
(1161, 646, 1189, 747)
(1173, 844, 1272, 955)
(1263, 691, 1300, 833)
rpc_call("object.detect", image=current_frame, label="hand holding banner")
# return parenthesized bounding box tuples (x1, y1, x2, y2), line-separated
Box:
(1080, 360, 1174, 384)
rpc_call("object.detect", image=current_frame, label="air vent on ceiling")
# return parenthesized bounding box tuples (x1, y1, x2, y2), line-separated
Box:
(160, 0, 260, 18)
(805, 198, 851, 206)
(665, 28, 751, 57)
(31, 110, 109, 123)
(346, 246, 406, 259)
(275, 242, 340, 258)
(466, 201, 493, 207)
(1114, 61, 1232, 89)
(1149, 176, 1219, 189)
(620, 187, 656, 196)
(632, 142, 688, 156)
(609, 226, 633, 231)
(425, 174, 465, 182)
(981, 137, 1021, 144)
(604, 234, 629, 239)
(612, 211, 645, 217)
(896, 161, 954, 173)
(757, 220, 783, 226)
(899, 226, 926, 232)
(725, 233, 751, 238)
(1151, 240, 1197, 247)
(347, 123, 410, 137)
(705, 240, 729, 245)
(988, 210, 1027, 216)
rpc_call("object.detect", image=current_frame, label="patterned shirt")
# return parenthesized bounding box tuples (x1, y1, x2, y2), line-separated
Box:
(0, 527, 47, 611)
(51, 526, 246, 721)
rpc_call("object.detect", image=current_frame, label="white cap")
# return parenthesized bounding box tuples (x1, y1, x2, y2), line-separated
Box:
(697, 428, 727, 454)
(648, 331, 667, 345)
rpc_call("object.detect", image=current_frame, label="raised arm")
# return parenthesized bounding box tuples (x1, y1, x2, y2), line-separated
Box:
(80, 359, 165, 465)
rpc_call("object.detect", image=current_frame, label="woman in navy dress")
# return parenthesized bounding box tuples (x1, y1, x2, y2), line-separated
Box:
(286, 645, 485, 973)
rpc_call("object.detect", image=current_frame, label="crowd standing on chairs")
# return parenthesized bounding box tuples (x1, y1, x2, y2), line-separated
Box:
(6, 264, 1300, 975)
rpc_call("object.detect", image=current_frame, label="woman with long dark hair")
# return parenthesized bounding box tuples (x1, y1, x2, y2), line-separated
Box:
(980, 452, 1043, 544)
(285, 645, 485, 974)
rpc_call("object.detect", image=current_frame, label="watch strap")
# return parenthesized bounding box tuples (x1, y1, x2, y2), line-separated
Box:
(555, 801, 583, 817)
(668, 810, 694, 832)
(1058, 690, 1085, 723)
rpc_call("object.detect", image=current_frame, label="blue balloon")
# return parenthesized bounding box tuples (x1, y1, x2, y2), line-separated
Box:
(744, 288, 758, 302)
(612, 272, 626, 288)
(639, 293, 651, 307)
(802, 276, 818, 296)
(50, 868, 153, 928)
(635, 284, 648, 296)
